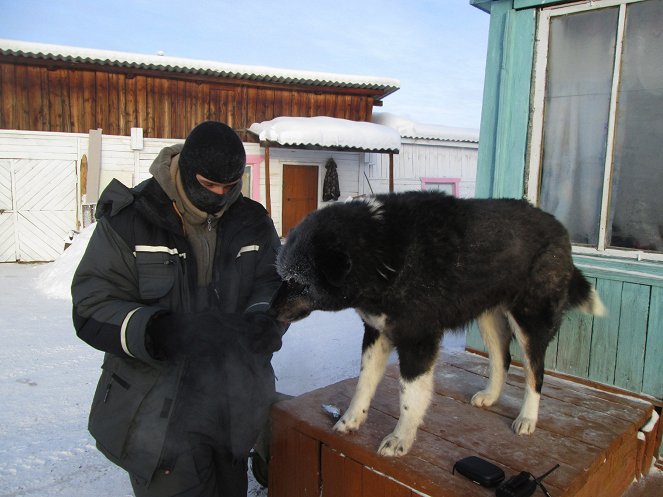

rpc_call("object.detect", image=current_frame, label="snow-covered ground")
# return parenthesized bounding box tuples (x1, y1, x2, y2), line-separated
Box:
(0, 228, 464, 497)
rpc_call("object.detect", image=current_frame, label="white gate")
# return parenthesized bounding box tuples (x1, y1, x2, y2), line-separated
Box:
(0, 159, 77, 262)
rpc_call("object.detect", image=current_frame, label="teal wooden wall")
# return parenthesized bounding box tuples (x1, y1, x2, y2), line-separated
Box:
(465, 258, 663, 401)
(468, 0, 663, 425)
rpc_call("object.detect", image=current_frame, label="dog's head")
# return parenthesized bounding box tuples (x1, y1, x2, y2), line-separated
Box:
(270, 198, 386, 322)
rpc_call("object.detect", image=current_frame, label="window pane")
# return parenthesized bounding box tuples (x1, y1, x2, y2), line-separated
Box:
(426, 183, 454, 195)
(608, 0, 663, 252)
(539, 8, 618, 245)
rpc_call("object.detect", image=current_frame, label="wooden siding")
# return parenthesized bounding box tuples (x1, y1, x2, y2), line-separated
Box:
(0, 61, 376, 139)
(474, 2, 535, 199)
(366, 139, 478, 197)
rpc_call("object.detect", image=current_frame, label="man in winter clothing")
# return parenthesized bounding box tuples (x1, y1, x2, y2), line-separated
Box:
(72, 121, 285, 497)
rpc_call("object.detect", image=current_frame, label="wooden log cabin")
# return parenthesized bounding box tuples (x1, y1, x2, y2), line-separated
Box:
(0, 38, 399, 140)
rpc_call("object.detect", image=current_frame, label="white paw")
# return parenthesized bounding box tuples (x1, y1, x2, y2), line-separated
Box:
(512, 416, 537, 435)
(377, 432, 413, 457)
(471, 390, 498, 407)
(333, 409, 368, 433)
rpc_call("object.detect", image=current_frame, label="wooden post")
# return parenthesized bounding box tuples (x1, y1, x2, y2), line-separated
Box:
(264, 145, 272, 216)
(389, 153, 394, 193)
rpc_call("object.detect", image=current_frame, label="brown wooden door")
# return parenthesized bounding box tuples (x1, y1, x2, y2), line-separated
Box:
(282, 165, 319, 236)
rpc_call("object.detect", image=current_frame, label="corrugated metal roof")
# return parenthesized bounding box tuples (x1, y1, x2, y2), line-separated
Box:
(0, 39, 400, 97)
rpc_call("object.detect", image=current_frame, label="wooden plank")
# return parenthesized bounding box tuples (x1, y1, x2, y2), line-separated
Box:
(117, 74, 127, 135)
(107, 72, 121, 136)
(1, 63, 16, 129)
(572, 428, 639, 497)
(81, 70, 96, 132)
(14, 65, 30, 130)
(643, 286, 663, 399)
(135, 75, 147, 134)
(154, 78, 167, 138)
(556, 308, 594, 378)
(374, 374, 589, 495)
(419, 362, 640, 445)
(269, 415, 320, 497)
(588, 278, 623, 384)
(544, 328, 559, 370)
(68, 70, 84, 133)
(324, 93, 337, 117)
(321, 445, 363, 497)
(26, 66, 44, 131)
(464, 321, 486, 353)
(145, 77, 155, 137)
(445, 351, 653, 420)
(261, 88, 275, 122)
(362, 466, 412, 497)
(95, 71, 109, 132)
(615, 283, 650, 392)
(193, 82, 205, 128)
(246, 87, 258, 126)
(171, 80, 185, 137)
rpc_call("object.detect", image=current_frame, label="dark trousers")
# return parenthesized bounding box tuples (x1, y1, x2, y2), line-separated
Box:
(131, 437, 247, 497)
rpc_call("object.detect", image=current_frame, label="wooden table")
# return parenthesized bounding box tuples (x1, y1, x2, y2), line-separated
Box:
(268, 351, 658, 497)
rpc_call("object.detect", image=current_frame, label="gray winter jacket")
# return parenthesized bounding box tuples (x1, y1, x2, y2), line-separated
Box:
(71, 172, 282, 487)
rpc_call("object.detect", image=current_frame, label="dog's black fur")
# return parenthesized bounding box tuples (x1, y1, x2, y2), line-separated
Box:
(271, 191, 604, 456)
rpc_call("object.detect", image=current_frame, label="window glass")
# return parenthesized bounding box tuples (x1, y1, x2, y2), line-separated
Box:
(607, 0, 663, 251)
(538, 8, 618, 245)
(425, 182, 455, 195)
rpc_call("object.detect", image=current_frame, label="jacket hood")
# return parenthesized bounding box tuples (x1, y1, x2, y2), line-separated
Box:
(149, 144, 182, 202)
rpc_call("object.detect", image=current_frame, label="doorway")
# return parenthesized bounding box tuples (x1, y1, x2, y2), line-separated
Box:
(282, 164, 319, 236)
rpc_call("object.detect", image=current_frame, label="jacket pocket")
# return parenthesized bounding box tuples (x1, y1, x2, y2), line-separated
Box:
(88, 359, 160, 470)
(135, 250, 177, 300)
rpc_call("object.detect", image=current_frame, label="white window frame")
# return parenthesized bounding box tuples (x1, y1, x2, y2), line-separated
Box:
(527, 0, 663, 262)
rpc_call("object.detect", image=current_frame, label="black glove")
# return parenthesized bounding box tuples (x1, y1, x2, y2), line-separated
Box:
(146, 311, 240, 360)
(242, 312, 286, 354)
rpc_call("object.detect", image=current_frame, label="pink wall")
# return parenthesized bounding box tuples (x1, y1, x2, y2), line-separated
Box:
(246, 154, 263, 202)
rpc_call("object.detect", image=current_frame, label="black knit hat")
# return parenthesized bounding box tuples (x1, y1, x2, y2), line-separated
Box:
(179, 121, 246, 213)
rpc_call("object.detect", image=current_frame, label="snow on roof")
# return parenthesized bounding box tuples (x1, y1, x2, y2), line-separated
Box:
(249, 116, 401, 153)
(0, 38, 400, 97)
(372, 112, 479, 143)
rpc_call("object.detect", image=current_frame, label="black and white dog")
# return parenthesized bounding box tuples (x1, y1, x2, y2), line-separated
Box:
(270, 191, 605, 457)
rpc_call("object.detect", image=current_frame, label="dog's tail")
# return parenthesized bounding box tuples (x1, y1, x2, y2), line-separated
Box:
(568, 266, 607, 316)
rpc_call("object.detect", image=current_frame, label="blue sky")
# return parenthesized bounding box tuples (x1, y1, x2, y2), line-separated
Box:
(0, 0, 490, 129)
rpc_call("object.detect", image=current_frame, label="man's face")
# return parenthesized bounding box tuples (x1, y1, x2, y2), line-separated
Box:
(195, 174, 240, 195)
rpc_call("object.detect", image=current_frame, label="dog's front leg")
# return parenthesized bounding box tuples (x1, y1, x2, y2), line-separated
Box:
(378, 339, 439, 457)
(334, 325, 392, 433)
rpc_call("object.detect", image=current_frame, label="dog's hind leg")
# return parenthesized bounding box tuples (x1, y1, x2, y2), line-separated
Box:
(334, 323, 393, 434)
(378, 335, 440, 457)
(471, 308, 512, 408)
(507, 311, 547, 435)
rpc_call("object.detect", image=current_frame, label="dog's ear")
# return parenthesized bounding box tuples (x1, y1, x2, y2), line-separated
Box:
(320, 247, 352, 287)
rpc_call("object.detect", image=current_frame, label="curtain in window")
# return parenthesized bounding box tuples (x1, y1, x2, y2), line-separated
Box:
(608, 0, 663, 251)
(539, 8, 618, 245)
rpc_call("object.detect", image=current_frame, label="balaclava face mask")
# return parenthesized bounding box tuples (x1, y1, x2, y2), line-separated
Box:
(178, 121, 246, 214)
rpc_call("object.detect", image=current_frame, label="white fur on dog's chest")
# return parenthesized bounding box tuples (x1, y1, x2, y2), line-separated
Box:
(356, 310, 388, 332)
